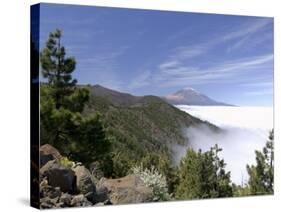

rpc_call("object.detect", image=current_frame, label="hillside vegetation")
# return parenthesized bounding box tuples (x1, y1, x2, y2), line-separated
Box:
(84, 85, 218, 164)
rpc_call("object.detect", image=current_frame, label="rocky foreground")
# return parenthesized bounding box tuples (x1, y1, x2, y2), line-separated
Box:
(39, 144, 154, 209)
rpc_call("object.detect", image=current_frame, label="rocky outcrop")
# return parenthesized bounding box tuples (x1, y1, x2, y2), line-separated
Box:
(40, 160, 76, 193)
(40, 144, 62, 166)
(97, 175, 153, 204)
(39, 144, 154, 208)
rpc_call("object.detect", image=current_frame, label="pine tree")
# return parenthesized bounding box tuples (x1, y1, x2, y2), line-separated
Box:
(246, 130, 274, 195)
(40, 29, 77, 109)
(176, 145, 233, 199)
(40, 29, 111, 166)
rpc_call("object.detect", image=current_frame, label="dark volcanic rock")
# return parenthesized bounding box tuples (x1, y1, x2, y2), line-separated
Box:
(93, 185, 109, 203)
(40, 160, 76, 193)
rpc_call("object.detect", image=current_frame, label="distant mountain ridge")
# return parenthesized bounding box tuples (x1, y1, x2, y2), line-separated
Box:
(163, 87, 232, 106)
(84, 84, 219, 163)
(89, 84, 142, 106)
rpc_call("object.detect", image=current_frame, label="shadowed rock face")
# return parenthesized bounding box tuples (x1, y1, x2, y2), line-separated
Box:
(40, 160, 77, 193)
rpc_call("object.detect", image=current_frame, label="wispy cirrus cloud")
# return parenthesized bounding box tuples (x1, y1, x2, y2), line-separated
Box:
(74, 46, 130, 90)
(244, 89, 273, 96)
(78, 49, 126, 70)
(222, 19, 272, 42)
(139, 54, 273, 89)
(160, 54, 272, 86)
(136, 18, 273, 90)
(239, 80, 273, 97)
(226, 20, 273, 53)
(161, 18, 272, 66)
(128, 70, 152, 90)
(127, 54, 273, 91)
(240, 81, 273, 88)
(171, 45, 207, 60)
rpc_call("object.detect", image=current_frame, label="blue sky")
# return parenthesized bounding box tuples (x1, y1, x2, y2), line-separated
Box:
(38, 3, 274, 106)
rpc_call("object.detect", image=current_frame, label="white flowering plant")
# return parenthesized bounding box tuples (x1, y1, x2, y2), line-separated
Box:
(132, 164, 171, 201)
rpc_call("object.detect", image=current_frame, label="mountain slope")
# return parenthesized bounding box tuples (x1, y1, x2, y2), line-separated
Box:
(84, 85, 219, 162)
(163, 88, 232, 106)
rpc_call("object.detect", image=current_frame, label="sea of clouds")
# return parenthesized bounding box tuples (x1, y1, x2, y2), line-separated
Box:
(175, 105, 273, 185)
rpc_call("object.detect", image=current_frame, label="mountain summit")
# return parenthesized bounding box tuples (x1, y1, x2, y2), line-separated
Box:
(163, 88, 232, 106)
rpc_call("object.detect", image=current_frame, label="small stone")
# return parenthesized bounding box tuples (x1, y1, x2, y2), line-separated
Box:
(71, 194, 85, 206)
(40, 197, 56, 209)
(48, 187, 61, 199)
(55, 202, 64, 208)
(49, 196, 59, 205)
(104, 199, 112, 205)
(84, 191, 94, 202)
(93, 186, 108, 203)
(40, 201, 53, 209)
(82, 199, 93, 207)
(60, 193, 72, 206)
(95, 202, 105, 206)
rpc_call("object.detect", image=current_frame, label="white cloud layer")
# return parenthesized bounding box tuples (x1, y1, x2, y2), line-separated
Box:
(174, 106, 273, 185)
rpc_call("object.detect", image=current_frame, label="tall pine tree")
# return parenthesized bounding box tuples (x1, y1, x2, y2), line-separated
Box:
(176, 144, 233, 199)
(40, 29, 111, 167)
(40, 29, 77, 109)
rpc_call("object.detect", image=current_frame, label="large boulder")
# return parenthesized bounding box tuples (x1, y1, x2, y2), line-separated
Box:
(97, 175, 153, 204)
(40, 144, 62, 166)
(40, 160, 76, 193)
(73, 165, 96, 195)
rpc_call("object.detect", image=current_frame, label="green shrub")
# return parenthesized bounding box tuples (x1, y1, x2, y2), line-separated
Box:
(59, 156, 79, 170)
